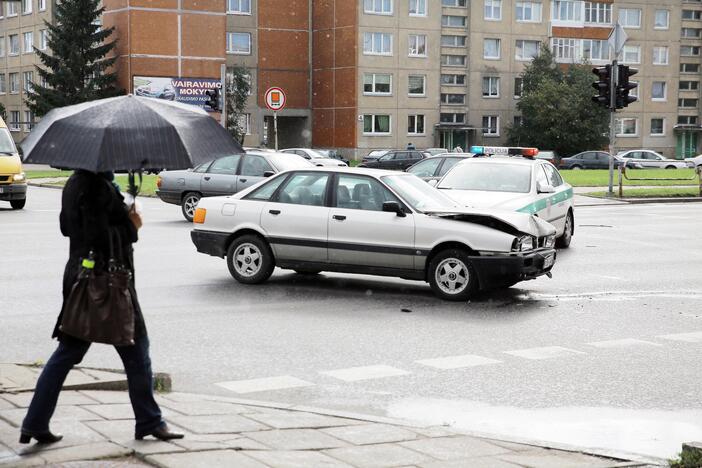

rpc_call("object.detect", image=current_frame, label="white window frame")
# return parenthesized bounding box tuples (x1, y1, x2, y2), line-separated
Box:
(681, 63, 700, 73)
(582, 39, 609, 61)
(23, 71, 33, 93)
(552, 0, 583, 23)
(39, 30, 48, 50)
(21, 0, 31, 15)
(9, 35, 19, 56)
(629, 80, 639, 98)
(441, 54, 466, 67)
(484, 0, 502, 21)
(409, 0, 426, 16)
(584, 2, 611, 25)
(679, 98, 699, 108)
(482, 115, 500, 136)
(227, 0, 251, 15)
(408, 74, 426, 97)
(679, 80, 699, 91)
(363, 32, 393, 56)
(363, 73, 393, 96)
(9, 111, 20, 132)
(407, 114, 425, 135)
(363, 114, 392, 135)
(227, 32, 251, 55)
(514, 77, 523, 98)
(408, 34, 427, 57)
(24, 110, 33, 132)
(515, 39, 540, 61)
(442, 0, 467, 6)
(0, 38, 4, 58)
(681, 28, 702, 38)
(619, 8, 642, 28)
(39, 0, 46, 11)
(441, 74, 466, 86)
(551, 37, 578, 62)
(483, 38, 501, 59)
(650, 118, 665, 136)
(364, 0, 393, 16)
(440, 113, 466, 124)
(652, 46, 669, 65)
(654, 10, 669, 29)
(0, 75, 5, 94)
(482, 76, 500, 98)
(6, 1, 17, 16)
(9, 73, 18, 94)
(615, 117, 638, 137)
(651, 81, 666, 101)
(441, 35, 466, 47)
(23, 32, 33, 54)
(622, 45, 641, 64)
(516, 1, 542, 22)
(441, 93, 466, 105)
(442, 15, 467, 27)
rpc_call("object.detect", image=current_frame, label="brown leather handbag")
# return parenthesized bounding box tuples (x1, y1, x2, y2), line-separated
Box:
(60, 229, 136, 346)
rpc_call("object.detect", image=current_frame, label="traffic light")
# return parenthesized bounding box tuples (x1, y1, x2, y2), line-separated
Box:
(615, 64, 638, 109)
(591, 65, 611, 109)
(205, 88, 220, 111)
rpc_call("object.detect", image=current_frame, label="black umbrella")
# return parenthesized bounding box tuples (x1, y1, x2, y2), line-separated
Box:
(21, 95, 243, 195)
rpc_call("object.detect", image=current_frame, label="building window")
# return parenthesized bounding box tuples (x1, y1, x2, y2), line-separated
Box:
(363, 114, 391, 135)
(650, 118, 664, 136)
(21, 0, 31, 14)
(622, 45, 641, 64)
(442, 0, 466, 6)
(681, 63, 701, 73)
(23, 71, 33, 93)
(440, 113, 465, 123)
(6, 1, 16, 16)
(227, 0, 251, 14)
(515, 40, 540, 60)
(407, 114, 425, 134)
(630, 81, 639, 98)
(652, 81, 666, 100)
(441, 54, 466, 66)
(0, 38, 4, 57)
(654, 10, 669, 29)
(514, 77, 523, 98)
(619, 8, 641, 28)
(615, 118, 638, 136)
(582, 39, 609, 60)
(0, 75, 5, 94)
(482, 76, 500, 97)
(482, 116, 499, 136)
(552, 37, 578, 61)
(408, 34, 427, 57)
(441, 93, 465, 104)
(364, 0, 392, 15)
(681, 45, 701, 56)
(23, 32, 33, 54)
(24, 110, 33, 132)
(408, 75, 426, 96)
(363, 32, 392, 55)
(652, 46, 668, 65)
(39, 0, 46, 11)
(678, 115, 698, 125)
(9, 73, 18, 93)
(552, 0, 581, 22)
(9, 35, 19, 55)
(585, 2, 611, 24)
(681, 28, 702, 38)
(226, 32, 251, 55)
(441, 74, 466, 85)
(442, 15, 466, 27)
(682, 10, 702, 20)
(363, 73, 392, 95)
(679, 98, 699, 108)
(484, 0, 501, 20)
(441, 35, 466, 47)
(9, 111, 20, 132)
(516, 1, 542, 22)
(680, 80, 699, 91)
(409, 0, 426, 16)
(483, 38, 500, 59)
(38, 30, 48, 50)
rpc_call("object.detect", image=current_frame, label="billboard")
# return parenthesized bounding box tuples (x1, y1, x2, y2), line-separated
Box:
(133, 76, 221, 112)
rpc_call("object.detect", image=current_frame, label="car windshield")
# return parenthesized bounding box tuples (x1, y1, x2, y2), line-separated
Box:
(0, 128, 17, 154)
(269, 153, 314, 170)
(438, 162, 532, 194)
(382, 174, 459, 212)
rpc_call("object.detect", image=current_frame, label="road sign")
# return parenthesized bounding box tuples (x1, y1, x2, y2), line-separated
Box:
(265, 87, 287, 111)
(608, 22, 628, 58)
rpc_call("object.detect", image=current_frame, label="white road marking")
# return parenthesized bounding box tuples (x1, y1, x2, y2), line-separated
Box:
(587, 338, 662, 348)
(215, 375, 314, 394)
(415, 354, 502, 370)
(503, 346, 586, 360)
(320, 365, 410, 382)
(658, 331, 702, 343)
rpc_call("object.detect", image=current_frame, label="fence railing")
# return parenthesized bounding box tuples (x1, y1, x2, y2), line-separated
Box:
(617, 164, 702, 198)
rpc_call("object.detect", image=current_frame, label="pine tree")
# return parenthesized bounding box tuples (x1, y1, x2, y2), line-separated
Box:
(26, 0, 122, 117)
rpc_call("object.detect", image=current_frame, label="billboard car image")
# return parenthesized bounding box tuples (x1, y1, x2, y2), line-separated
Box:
(133, 76, 221, 112)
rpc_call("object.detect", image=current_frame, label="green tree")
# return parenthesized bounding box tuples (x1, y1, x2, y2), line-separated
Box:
(225, 66, 252, 144)
(0, 102, 5, 121)
(508, 45, 609, 157)
(26, 0, 122, 117)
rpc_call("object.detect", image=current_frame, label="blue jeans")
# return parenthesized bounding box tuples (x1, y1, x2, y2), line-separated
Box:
(22, 335, 163, 438)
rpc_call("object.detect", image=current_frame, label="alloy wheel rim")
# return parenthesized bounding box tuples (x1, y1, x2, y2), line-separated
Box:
(564, 215, 572, 242)
(184, 196, 199, 218)
(435, 258, 469, 295)
(234, 243, 262, 277)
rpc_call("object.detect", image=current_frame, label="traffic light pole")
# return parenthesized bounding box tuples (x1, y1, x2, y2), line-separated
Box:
(608, 60, 618, 197)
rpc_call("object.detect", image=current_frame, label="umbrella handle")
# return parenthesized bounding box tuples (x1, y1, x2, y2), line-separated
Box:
(128, 171, 142, 198)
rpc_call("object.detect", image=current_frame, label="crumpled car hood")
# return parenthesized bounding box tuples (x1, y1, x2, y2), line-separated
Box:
(424, 207, 556, 237)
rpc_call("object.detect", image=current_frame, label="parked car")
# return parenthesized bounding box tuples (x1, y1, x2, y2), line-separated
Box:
(559, 151, 625, 170)
(358, 150, 425, 170)
(425, 148, 449, 156)
(190, 167, 557, 301)
(0, 116, 26, 210)
(535, 151, 558, 165)
(616, 150, 688, 169)
(406, 153, 472, 182)
(315, 149, 350, 166)
(280, 148, 347, 167)
(156, 151, 312, 221)
(685, 154, 702, 168)
(362, 149, 391, 164)
(435, 146, 575, 248)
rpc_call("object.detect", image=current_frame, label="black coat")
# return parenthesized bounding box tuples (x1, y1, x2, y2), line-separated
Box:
(53, 170, 146, 341)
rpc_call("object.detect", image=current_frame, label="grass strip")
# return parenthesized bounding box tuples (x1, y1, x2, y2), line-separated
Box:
(561, 168, 697, 187)
(586, 187, 701, 198)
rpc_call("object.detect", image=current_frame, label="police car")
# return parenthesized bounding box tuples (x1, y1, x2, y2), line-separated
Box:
(433, 146, 574, 248)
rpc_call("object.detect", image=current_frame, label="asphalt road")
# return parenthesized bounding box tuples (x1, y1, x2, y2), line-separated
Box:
(2, 186, 702, 459)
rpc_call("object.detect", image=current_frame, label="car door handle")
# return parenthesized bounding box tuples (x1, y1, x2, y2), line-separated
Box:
(269, 209, 281, 215)
(240, 178, 247, 183)
(332, 215, 346, 221)
(204, 176, 211, 181)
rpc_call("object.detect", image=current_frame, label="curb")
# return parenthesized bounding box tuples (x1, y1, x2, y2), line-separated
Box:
(27, 182, 158, 198)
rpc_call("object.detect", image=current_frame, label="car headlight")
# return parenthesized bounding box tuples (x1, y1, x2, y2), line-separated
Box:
(514, 235, 535, 252)
(13, 172, 26, 183)
(544, 234, 556, 248)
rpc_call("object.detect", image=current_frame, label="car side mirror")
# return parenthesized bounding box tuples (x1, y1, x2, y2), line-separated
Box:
(427, 179, 438, 187)
(537, 183, 555, 194)
(382, 201, 406, 217)
(263, 171, 275, 178)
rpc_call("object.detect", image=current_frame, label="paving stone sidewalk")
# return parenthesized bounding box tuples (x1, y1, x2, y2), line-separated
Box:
(0, 388, 665, 468)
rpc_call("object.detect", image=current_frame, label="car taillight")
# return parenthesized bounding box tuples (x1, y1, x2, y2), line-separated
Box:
(156, 176, 162, 188)
(193, 208, 206, 224)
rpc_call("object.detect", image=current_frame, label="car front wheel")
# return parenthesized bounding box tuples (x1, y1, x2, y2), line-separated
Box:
(428, 249, 478, 301)
(181, 192, 201, 222)
(556, 210, 574, 248)
(227, 235, 275, 284)
(571, 165, 582, 170)
(10, 199, 26, 210)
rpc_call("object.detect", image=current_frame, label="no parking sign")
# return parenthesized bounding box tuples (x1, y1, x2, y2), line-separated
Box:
(265, 87, 287, 111)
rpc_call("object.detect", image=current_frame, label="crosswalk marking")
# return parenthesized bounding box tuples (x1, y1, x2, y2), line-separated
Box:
(658, 331, 702, 343)
(587, 338, 663, 348)
(215, 375, 315, 394)
(320, 365, 410, 382)
(415, 354, 502, 370)
(503, 346, 586, 360)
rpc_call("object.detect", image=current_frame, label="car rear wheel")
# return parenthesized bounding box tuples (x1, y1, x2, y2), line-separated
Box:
(10, 199, 26, 210)
(227, 235, 275, 284)
(556, 210, 573, 248)
(428, 249, 478, 301)
(571, 165, 582, 170)
(665, 165, 676, 170)
(181, 192, 201, 222)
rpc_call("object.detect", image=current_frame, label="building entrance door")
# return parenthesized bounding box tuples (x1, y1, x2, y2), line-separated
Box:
(676, 131, 698, 159)
(440, 130, 467, 151)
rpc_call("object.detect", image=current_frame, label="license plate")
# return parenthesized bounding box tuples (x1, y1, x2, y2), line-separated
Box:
(543, 254, 554, 269)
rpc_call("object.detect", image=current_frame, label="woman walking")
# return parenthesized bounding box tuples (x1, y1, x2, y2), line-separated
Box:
(20, 170, 183, 444)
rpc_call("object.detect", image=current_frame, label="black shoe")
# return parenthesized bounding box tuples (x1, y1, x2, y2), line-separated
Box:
(19, 430, 63, 444)
(135, 423, 184, 441)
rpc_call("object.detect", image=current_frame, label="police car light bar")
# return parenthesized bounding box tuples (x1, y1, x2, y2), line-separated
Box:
(470, 146, 539, 158)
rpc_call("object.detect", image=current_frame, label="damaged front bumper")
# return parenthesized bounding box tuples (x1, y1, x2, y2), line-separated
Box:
(470, 248, 556, 289)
